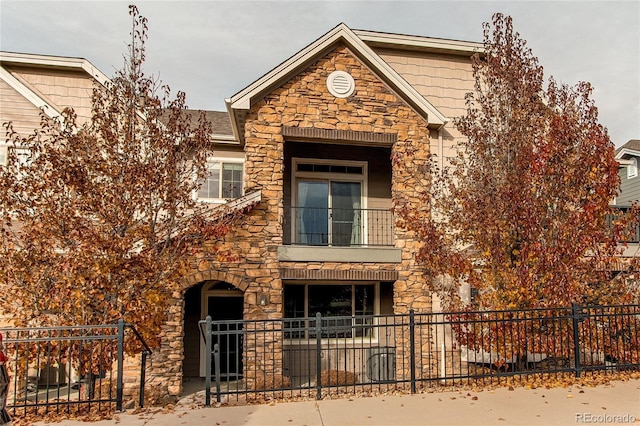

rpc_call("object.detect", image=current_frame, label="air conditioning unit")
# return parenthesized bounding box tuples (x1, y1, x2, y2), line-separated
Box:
(366, 346, 395, 382)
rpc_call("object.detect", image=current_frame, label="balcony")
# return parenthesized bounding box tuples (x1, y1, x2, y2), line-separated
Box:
(278, 206, 400, 263)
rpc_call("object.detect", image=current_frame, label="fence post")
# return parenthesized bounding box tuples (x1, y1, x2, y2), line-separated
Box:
(116, 319, 125, 411)
(214, 343, 221, 403)
(315, 312, 322, 400)
(571, 304, 582, 377)
(139, 350, 147, 408)
(409, 309, 416, 394)
(205, 316, 212, 407)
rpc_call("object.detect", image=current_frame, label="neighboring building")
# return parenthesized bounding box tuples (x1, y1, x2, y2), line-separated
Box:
(2, 23, 484, 396)
(611, 140, 640, 265)
(0, 52, 111, 327)
(615, 139, 640, 206)
(0, 51, 110, 164)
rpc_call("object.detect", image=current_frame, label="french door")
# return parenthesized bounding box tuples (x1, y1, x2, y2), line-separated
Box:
(296, 180, 362, 246)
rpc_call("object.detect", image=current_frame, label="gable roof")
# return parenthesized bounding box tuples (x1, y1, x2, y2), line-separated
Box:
(226, 23, 456, 144)
(616, 139, 640, 159)
(0, 51, 109, 121)
(160, 109, 236, 143)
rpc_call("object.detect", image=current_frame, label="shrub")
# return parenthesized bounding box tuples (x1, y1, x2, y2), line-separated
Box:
(253, 372, 292, 390)
(320, 369, 358, 386)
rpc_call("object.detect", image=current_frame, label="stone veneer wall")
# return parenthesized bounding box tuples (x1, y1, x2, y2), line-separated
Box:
(144, 44, 434, 396)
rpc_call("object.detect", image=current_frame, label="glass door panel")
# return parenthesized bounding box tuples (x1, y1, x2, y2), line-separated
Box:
(330, 182, 362, 246)
(297, 181, 328, 245)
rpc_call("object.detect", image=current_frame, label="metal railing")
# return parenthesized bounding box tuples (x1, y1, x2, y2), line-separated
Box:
(608, 206, 640, 242)
(283, 206, 395, 247)
(0, 319, 152, 419)
(199, 304, 640, 404)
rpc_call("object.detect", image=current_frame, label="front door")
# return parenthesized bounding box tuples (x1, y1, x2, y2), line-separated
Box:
(202, 290, 243, 379)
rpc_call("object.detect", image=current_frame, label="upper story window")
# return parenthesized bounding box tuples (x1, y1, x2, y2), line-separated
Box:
(197, 159, 244, 201)
(628, 158, 638, 179)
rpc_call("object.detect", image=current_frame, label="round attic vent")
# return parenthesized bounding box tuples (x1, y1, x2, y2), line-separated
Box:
(327, 71, 355, 98)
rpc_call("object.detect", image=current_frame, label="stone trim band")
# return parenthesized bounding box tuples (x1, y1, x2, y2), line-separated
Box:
(282, 126, 397, 146)
(280, 267, 399, 281)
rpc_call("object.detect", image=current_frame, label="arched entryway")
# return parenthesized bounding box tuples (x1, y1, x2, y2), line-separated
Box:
(182, 279, 244, 380)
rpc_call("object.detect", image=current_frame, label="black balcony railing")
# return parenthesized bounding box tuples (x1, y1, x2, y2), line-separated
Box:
(283, 206, 395, 247)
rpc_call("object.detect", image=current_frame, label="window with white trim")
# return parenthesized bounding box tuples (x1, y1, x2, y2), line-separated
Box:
(197, 159, 243, 201)
(284, 282, 377, 339)
(628, 158, 638, 179)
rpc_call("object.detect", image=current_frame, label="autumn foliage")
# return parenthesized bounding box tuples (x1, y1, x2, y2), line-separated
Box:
(0, 6, 239, 354)
(392, 14, 640, 366)
(396, 13, 638, 314)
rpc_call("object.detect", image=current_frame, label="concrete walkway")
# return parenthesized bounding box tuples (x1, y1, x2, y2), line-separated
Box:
(37, 379, 640, 425)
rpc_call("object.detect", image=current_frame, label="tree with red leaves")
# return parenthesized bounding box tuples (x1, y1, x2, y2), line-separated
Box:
(396, 13, 638, 312)
(0, 6, 238, 352)
(394, 13, 639, 369)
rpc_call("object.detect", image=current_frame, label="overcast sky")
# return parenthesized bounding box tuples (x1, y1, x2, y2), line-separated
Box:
(1, 1, 638, 146)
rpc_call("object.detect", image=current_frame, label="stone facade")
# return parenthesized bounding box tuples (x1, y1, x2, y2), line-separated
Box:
(0, 36, 481, 400)
(145, 43, 437, 396)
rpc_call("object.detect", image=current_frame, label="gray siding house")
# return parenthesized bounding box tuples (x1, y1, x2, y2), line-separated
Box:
(616, 140, 640, 206)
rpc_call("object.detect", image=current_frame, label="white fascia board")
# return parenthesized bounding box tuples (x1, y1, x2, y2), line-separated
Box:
(0, 51, 110, 87)
(79, 61, 110, 87)
(202, 189, 261, 220)
(0, 65, 61, 120)
(615, 148, 640, 160)
(211, 134, 239, 145)
(344, 27, 448, 126)
(228, 23, 447, 127)
(353, 30, 483, 55)
(225, 98, 242, 142)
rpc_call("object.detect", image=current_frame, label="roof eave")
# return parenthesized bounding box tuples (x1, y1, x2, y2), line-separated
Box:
(353, 29, 484, 56)
(0, 51, 110, 87)
(615, 148, 640, 160)
(226, 98, 245, 146)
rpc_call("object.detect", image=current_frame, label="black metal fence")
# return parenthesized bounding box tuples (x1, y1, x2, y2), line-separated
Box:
(199, 304, 640, 404)
(0, 320, 152, 419)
